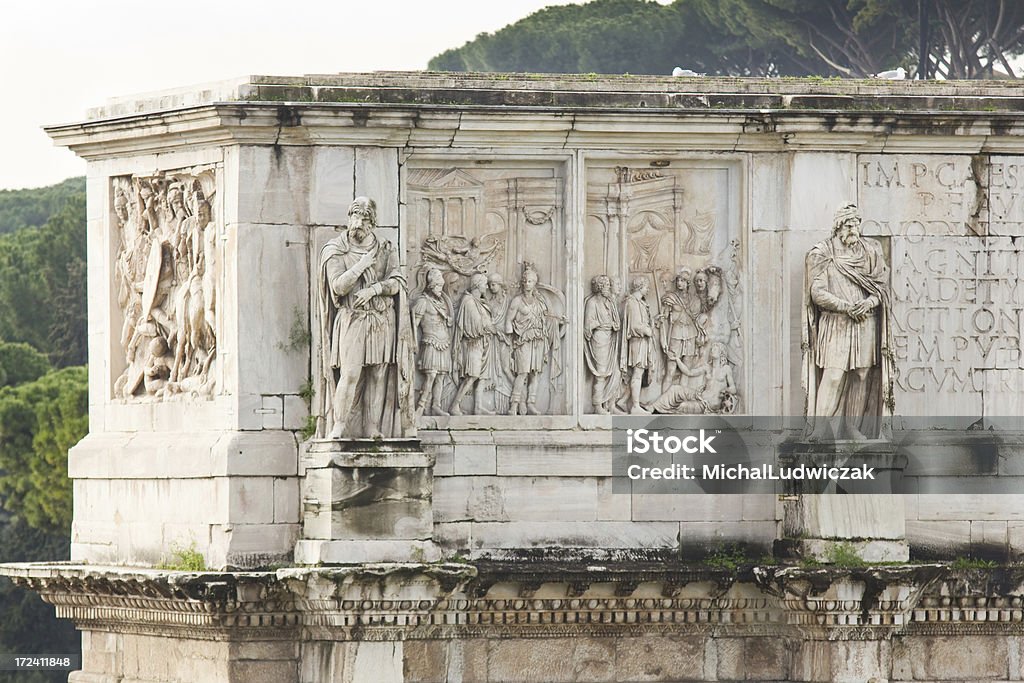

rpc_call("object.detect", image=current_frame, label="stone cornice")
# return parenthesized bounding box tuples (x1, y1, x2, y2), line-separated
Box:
(6, 561, 1024, 642)
(46, 100, 1024, 161)
(84, 73, 1024, 119)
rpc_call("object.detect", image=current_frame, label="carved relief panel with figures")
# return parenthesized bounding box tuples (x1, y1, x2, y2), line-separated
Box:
(584, 161, 745, 415)
(406, 162, 568, 417)
(110, 168, 219, 400)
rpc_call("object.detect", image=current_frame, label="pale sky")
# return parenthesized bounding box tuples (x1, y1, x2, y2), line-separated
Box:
(0, 0, 610, 191)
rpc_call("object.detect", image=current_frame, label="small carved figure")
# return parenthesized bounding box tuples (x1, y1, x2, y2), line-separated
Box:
(505, 262, 559, 416)
(718, 238, 744, 367)
(164, 186, 188, 254)
(450, 273, 496, 415)
(143, 337, 174, 397)
(803, 202, 894, 440)
(412, 267, 453, 416)
(171, 198, 214, 384)
(658, 268, 706, 390)
(317, 196, 409, 439)
(484, 272, 513, 411)
(583, 274, 621, 414)
(420, 233, 504, 277)
(618, 276, 654, 415)
(645, 342, 736, 414)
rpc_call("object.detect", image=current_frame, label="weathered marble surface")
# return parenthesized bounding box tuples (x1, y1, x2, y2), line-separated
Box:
(5, 561, 1024, 682)
(46, 73, 1024, 573)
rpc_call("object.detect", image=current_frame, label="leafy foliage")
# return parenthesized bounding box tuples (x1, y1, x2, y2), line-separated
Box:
(0, 177, 85, 237)
(0, 194, 87, 367)
(825, 541, 867, 567)
(693, 0, 915, 77)
(431, 0, 788, 75)
(0, 366, 87, 535)
(704, 544, 750, 571)
(0, 177, 87, 678)
(0, 342, 51, 389)
(951, 556, 998, 569)
(159, 543, 207, 572)
(429, 0, 1024, 78)
(0, 514, 79, 683)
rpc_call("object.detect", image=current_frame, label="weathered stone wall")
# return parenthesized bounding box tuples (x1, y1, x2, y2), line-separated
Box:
(46, 74, 1024, 570)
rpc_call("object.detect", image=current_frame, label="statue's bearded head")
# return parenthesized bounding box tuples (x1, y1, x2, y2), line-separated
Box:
(348, 197, 377, 242)
(832, 203, 862, 247)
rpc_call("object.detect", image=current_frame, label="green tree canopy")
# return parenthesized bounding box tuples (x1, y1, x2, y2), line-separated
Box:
(0, 513, 78, 683)
(0, 365, 87, 535)
(0, 177, 85, 237)
(0, 195, 87, 367)
(430, 0, 791, 75)
(0, 342, 51, 388)
(429, 0, 1024, 78)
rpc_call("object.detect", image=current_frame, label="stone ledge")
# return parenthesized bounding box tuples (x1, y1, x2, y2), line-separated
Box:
(69, 431, 298, 478)
(81, 72, 1024, 121)
(6, 560, 1024, 642)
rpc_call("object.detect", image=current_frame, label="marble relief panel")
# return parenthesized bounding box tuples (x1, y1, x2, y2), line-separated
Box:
(406, 162, 568, 417)
(110, 168, 219, 399)
(584, 161, 745, 415)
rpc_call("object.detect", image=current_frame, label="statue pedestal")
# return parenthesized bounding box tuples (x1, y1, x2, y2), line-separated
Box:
(777, 440, 909, 563)
(295, 439, 439, 564)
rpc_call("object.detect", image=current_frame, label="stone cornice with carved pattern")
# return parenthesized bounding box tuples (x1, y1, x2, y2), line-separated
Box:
(5, 562, 1024, 642)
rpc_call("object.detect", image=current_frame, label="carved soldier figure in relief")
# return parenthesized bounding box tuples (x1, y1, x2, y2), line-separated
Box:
(618, 277, 654, 415)
(658, 268, 706, 391)
(412, 267, 453, 416)
(450, 273, 496, 415)
(583, 274, 621, 414)
(171, 197, 215, 388)
(112, 173, 218, 400)
(506, 262, 559, 416)
(803, 202, 894, 440)
(317, 197, 410, 439)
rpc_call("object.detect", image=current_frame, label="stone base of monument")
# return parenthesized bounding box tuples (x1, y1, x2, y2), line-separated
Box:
(7, 560, 1021, 683)
(296, 439, 439, 564)
(778, 439, 910, 563)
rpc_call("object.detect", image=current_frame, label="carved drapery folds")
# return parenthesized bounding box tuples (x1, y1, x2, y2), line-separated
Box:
(407, 166, 567, 416)
(584, 164, 745, 415)
(111, 170, 218, 399)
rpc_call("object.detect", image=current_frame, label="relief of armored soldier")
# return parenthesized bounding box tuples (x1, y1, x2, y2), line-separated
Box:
(450, 273, 497, 415)
(412, 266, 453, 416)
(658, 267, 707, 392)
(506, 262, 563, 416)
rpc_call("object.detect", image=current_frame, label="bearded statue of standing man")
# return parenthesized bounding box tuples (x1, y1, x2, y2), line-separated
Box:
(317, 197, 413, 439)
(803, 202, 894, 441)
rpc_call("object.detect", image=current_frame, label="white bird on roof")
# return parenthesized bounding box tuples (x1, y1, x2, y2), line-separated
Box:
(672, 67, 706, 77)
(873, 67, 907, 80)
